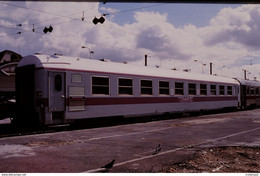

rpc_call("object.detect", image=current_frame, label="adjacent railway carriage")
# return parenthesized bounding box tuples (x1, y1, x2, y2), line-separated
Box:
(235, 78, 260, 108)
(15, 54, 241, 126)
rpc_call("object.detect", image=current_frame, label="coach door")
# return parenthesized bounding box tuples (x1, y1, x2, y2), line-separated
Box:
(49, 72, 66, 123)
(241, 85, 247, 109)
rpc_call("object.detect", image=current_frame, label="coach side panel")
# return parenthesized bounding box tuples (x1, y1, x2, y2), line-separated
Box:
(62, 71, 239, 122)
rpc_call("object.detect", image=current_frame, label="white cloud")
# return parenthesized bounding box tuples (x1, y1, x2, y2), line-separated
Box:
(99, 6, 120, 14)
(193, 5, 260, 78)
(134, 11, 168, 24)
(205, 5, 260, 48)
(1, 3, 260, 79)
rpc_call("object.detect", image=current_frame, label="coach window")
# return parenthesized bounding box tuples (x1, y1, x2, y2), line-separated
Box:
(92, 76, 109, 95)
(227, 86, 233, 95)
(55, 74, 62, 92)
(200, 84, 207, 95)
(175, 82, 184, 95)
(118, 78, 133, 95)
(247, 86, 250, 95)
(256, 88, 259, 95)
(210, 85, 216, 95)
(219, 85, 225, 95)
(159, 81, 169, 95)
(250, 87, 255, 95)
(188, 83, 196, 95)
(141, 80, 153, 95)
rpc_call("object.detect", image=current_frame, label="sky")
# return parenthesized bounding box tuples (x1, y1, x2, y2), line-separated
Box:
(1, 1, 260, 79)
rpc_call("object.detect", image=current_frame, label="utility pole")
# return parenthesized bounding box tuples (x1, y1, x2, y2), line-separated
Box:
(82, 46, 94, 59)
(242, 69, 247, 80)
(144, 55, 151, 66)
(210, 62, 213, 75)
(194, 60, 206, 74)
(145, 54, 147, 66)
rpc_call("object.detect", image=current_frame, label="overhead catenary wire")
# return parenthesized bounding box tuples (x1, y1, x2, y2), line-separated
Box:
(0, 22, 52, 38)
(0, 1, 98, 27)
(0, 2, 168, 56)
(0, 1, 167, 35)
(0, 10, 137, 39)
(0, 24, 150, 60)
(0, 33, 21, 38)
(0, 1, 167, 29)
(0, 2, 99, 34)
(0, 2, 78, 21)
(0, 20, 139, 56)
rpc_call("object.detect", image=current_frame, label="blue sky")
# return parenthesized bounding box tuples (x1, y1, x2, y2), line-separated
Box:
(1, 2, 260, 79)
(102, 3, 240, 27)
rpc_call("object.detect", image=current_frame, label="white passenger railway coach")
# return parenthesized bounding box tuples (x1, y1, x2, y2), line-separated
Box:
(14, 54, 260, 126)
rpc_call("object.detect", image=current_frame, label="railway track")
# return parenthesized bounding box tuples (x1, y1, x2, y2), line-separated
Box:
(0, 112, 181, 138)
(0, 123, 71, 138)
(0, 108, 241, 138)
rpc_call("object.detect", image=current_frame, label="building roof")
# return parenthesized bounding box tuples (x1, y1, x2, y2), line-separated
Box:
(0, 50, 22, 63)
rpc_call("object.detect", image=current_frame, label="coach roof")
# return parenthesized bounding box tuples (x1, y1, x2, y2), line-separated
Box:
(235, 78, 260, 87)
(18, 54, 239, 85)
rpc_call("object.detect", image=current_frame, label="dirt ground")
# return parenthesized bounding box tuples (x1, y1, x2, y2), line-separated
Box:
(168, 146, 260, 173)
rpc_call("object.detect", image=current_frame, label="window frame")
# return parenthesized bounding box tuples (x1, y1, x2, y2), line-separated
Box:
(118, 77, 133, 95)
(188, 83, 197, 95)
(200, 84, 207, 96)
(210, 84, 217, 95)
(219, 85, 225, 95)
(54, 74, 62, 92)
(91, 75, 110, 95)
(250, 87, 255, 96)
(227, 85, 233, 95)
(159, 80, 170, 95)
(175, 82, 184, 95)
(140, 79, 153, 95)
